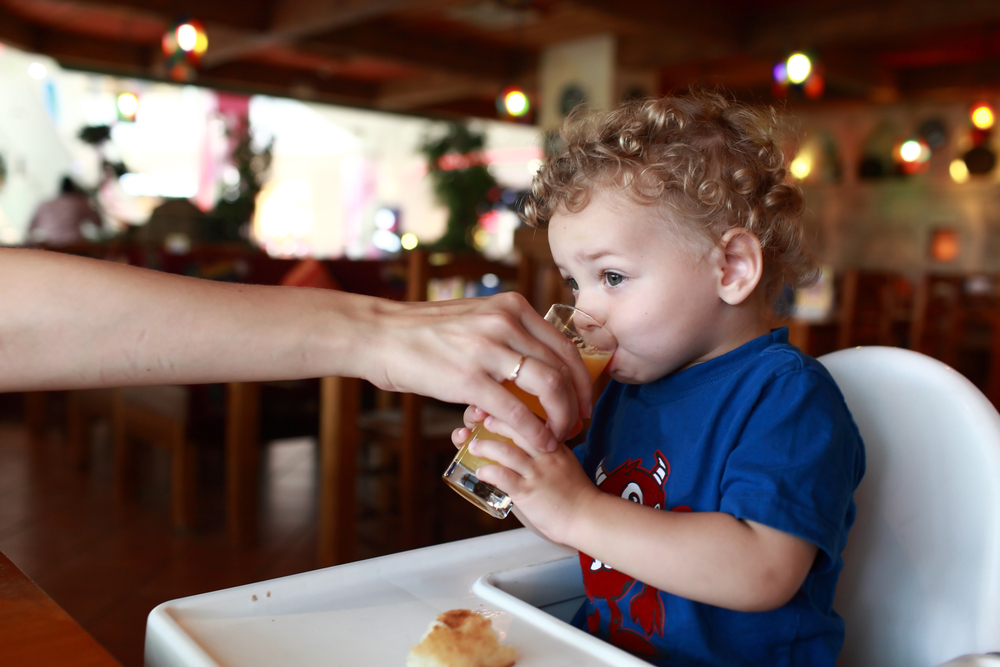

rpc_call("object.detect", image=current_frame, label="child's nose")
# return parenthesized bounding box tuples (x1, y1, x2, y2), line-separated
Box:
(573, 296, 607, 328)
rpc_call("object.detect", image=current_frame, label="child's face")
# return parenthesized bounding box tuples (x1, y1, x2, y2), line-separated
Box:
(548, 189, 740, 384)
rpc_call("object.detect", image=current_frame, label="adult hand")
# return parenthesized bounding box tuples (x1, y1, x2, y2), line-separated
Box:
(364, 292, 592, 451)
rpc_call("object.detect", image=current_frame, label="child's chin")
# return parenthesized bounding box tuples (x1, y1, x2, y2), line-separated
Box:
(609, 369, 642, 385)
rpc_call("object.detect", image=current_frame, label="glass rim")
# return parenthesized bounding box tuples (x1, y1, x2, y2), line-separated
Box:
(548, 303, 611, 334)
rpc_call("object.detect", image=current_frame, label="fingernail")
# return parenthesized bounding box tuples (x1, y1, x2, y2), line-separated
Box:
(546, 437, 558, 452)
(484, 415, 494, 428)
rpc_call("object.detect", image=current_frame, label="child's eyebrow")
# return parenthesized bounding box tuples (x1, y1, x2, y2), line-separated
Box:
(577, 250, 617, 262)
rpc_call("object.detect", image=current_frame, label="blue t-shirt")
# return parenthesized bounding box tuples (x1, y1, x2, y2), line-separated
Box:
(571, 328, 865, 666)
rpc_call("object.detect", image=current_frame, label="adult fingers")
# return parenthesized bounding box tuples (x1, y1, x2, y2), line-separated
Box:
(462, 372, 557, 452)
(481, 415, 548, 457)
(508, 298, 594, 422)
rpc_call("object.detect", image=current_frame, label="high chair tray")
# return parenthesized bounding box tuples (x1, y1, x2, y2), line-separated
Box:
(145, 528, 649, 667)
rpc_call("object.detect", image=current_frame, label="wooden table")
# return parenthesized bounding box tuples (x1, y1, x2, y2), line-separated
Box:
(0, 550, 121, 666)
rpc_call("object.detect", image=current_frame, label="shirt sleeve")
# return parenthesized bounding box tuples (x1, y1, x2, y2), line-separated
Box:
(718, 366, 864, 573)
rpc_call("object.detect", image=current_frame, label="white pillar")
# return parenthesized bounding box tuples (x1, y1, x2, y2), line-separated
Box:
(539, 34, 616, 131)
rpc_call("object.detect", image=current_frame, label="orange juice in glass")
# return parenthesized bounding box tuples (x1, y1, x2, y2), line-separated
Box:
(442, 304, 616, 518)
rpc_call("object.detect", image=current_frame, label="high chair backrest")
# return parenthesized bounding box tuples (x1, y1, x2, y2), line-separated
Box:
(818, 346, 1000, 667)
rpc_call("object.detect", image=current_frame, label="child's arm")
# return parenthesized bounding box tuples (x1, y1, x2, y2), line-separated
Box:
(464, 417, 818, 613)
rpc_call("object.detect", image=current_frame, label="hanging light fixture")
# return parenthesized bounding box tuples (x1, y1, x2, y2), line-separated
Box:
(162, 18, 208, 82)
(786, 53, 811, 84)
(971, 102, 995, 130)
(116, 92, 138, 122)
(497, 85, 531, 118)
(773, 51, 823, 100)
(963, 101, 996, 176)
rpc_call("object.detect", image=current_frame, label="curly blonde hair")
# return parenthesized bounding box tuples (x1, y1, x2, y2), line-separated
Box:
(523, 90, 819, 302)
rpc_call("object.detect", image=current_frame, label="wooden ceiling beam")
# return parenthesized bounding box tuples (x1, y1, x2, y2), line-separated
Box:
(0, 4, 37, 51)
(376, 70, 499, 110)
(745, 0, 1000, 55)
(196, 61, 380, 104)
(303, 20, 535, 82)
(3, 0, 271, 32)
(32, 26, 155, 74)
(200, 0, 435, 68)
(896, 58, 1000, 95)
(567, 0, 739, 47)
(565, 0, 740, 70)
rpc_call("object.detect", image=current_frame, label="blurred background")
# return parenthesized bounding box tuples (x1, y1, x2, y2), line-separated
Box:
(1, 1, 1000, 665)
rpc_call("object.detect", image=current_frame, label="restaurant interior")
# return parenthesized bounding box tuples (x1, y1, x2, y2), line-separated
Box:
(2, 0, 1000, 665)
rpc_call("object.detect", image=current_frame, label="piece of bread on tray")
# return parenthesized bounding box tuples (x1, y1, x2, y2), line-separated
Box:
(407, 609, 516, 667)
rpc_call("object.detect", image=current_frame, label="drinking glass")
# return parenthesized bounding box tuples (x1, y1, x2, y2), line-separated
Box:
(442, 304, 617, 518)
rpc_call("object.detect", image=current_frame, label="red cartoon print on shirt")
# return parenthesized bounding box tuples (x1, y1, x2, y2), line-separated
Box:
(579, 450, 672, 658)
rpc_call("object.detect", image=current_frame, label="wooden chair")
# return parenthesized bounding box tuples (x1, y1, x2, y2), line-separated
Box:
(316, 249, 522, 566)
(836, 270, 914, 350)
(23, 392, 48, 441)
(66, 389, 115, 469)
(911, 273, 1000, 394)
(112, 385, 196, 531)
(513, 226, 573, 314)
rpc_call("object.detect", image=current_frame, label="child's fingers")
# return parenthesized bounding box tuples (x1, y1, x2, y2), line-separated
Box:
(451, 426, 471, 448)
(463, 405, 488, 429)
(468, 437, 534, 478)
(475, 463, 524, 497)
(482, 415, 546, 457)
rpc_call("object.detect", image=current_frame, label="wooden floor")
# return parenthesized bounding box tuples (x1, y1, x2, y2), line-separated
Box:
(0, 418, 324, 665)
(0, 395, 510, 667)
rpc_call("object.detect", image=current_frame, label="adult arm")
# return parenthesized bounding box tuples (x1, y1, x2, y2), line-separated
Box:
(0, 248, 591, 445)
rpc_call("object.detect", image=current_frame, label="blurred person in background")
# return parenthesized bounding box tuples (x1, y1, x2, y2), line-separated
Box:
(28, 176, 102, 246)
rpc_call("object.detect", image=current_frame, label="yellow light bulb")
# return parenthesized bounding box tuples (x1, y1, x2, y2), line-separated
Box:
(790, 156, 811, 179)
(900, 140, 922, 163)
(400, 233, 419, 250)
(117, 93, 138, 117)
(950, 159, 970, 183)
(786, 53, 812, 84)
(971, 104, 994, 130)
(176, 24, 198, 52)
(504, 90, 529, 117)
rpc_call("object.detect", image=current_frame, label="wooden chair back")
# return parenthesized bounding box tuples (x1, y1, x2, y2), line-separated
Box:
(910, 273, 1000, 401)
(836, 270, 914, 350)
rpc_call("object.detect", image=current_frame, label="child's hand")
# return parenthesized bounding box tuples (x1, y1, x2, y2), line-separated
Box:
(451, 405, 489, 449)
(467, 415, 600, 546)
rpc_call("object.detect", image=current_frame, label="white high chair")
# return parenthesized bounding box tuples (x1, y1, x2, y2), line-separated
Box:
(819, 346, 1000, 667)
(144, 346, 1000, 667)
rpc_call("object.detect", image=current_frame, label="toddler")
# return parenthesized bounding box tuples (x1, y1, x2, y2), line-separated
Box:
(457, 90, 865, 666)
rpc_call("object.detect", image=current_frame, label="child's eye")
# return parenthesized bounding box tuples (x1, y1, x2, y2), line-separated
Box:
(604, 272, 625, 287)
(564, 277, 578, 291)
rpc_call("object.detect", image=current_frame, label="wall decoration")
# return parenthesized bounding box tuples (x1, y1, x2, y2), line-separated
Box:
(930, 228, 959, 262)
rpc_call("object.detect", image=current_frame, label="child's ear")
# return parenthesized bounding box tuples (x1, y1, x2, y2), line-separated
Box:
(716, 228, 763, 306)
